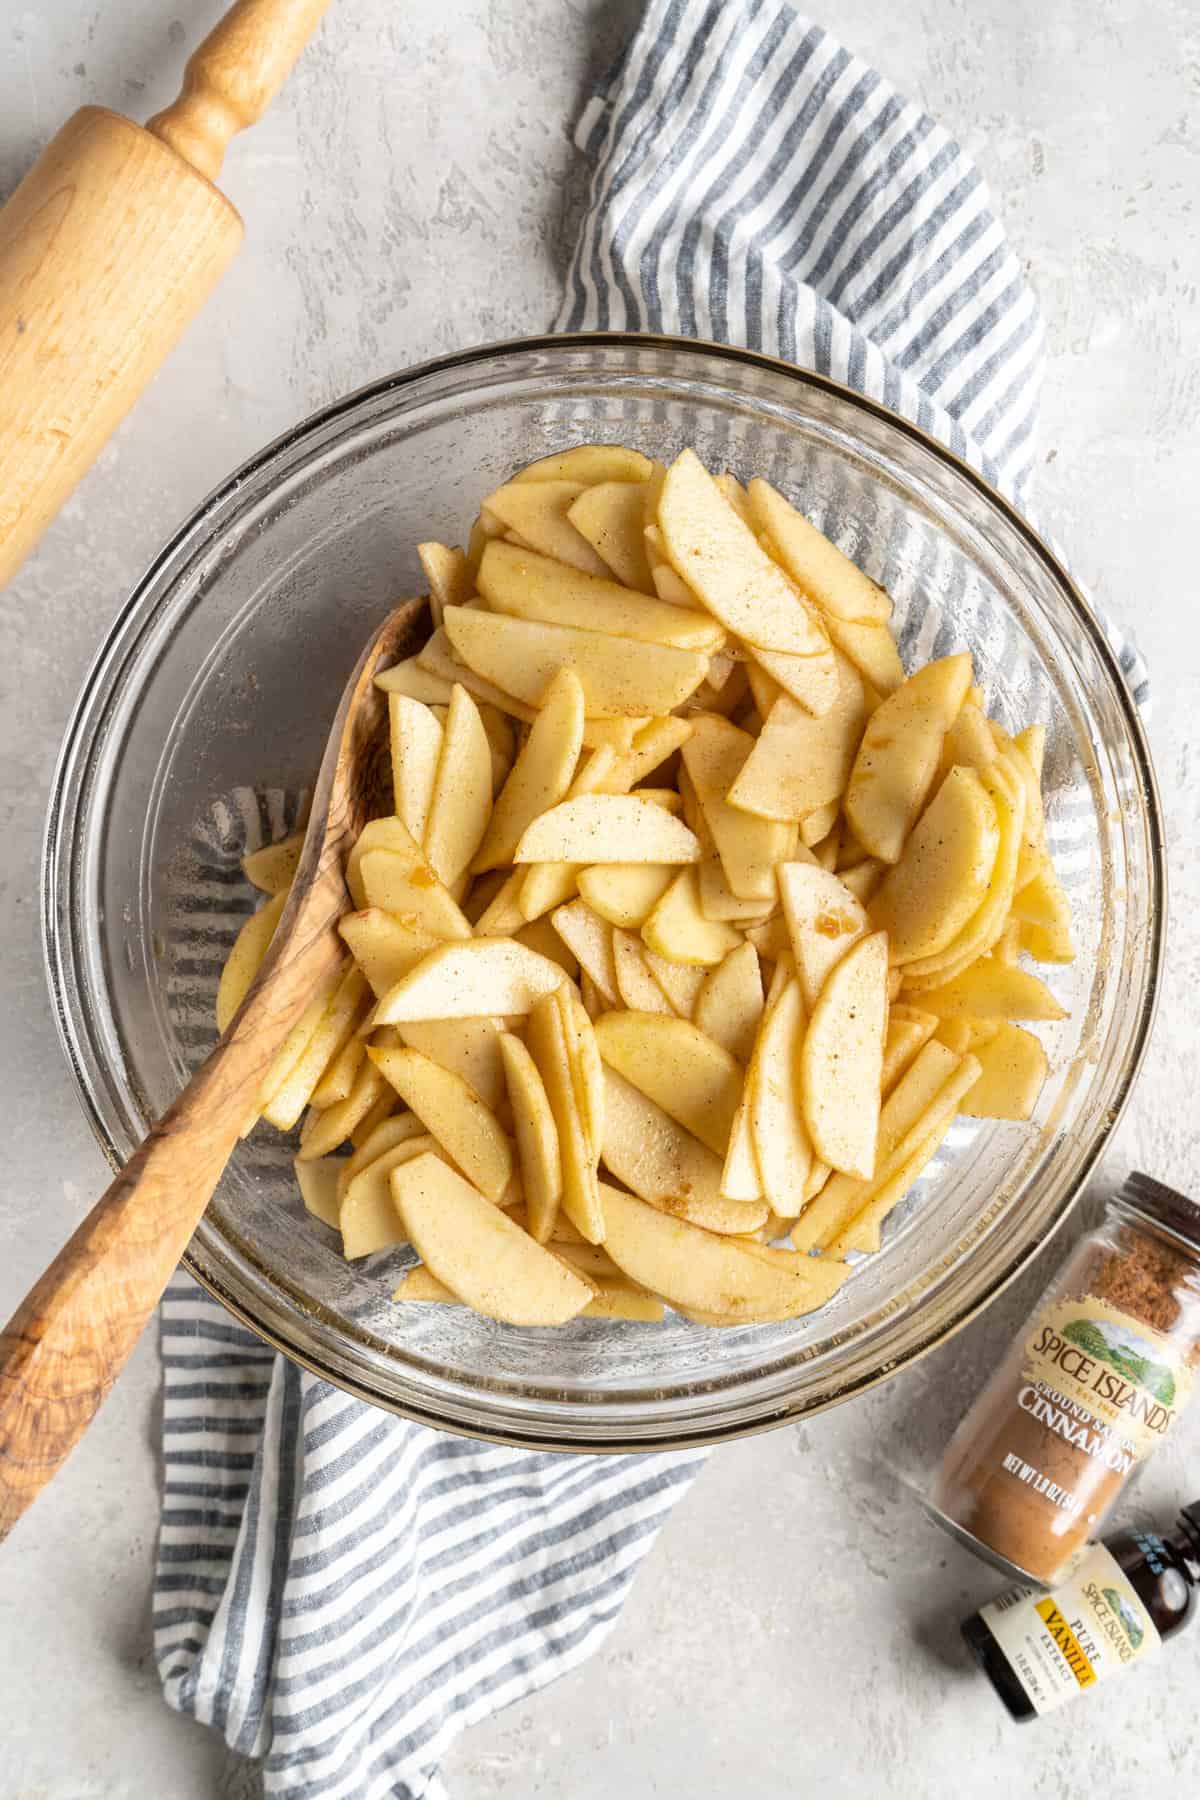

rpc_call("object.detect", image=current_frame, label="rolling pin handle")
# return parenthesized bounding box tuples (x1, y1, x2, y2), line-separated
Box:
(147, 0, 331, 183)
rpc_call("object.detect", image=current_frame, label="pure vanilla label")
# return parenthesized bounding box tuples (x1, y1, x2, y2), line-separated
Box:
(980, 1542, 1161, 1714)
(1020, 1297, 1192, 1466)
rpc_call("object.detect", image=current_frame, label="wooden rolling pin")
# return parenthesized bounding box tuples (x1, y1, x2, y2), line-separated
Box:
(0, 0, 332, 591)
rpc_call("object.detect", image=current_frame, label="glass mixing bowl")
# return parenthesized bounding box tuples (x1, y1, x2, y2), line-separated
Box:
(43, 335, 1164, 1450)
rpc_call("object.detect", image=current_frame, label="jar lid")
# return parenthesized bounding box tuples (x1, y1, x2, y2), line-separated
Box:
(1117, 1172, 1200, 1255)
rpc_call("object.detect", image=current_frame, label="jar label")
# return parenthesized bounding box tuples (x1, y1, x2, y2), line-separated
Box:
(1021, 1297, 1192, 1465)
(980, 1543, 1161, 1715)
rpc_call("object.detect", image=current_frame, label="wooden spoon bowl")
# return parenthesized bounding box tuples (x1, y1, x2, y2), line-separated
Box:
(0, 596, 428, 1540)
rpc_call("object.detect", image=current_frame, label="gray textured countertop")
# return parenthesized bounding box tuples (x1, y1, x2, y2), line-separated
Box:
(2, 2, 1198, 1795)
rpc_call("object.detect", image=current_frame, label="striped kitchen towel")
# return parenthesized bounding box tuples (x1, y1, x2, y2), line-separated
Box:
(154, 5, 1146, 1798)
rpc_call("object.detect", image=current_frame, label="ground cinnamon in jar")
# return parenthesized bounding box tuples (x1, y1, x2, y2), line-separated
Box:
(929, 1173, 1200, 1584)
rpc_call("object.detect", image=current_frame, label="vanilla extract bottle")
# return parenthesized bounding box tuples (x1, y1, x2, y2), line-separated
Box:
(962, 1500, 1200, 1719)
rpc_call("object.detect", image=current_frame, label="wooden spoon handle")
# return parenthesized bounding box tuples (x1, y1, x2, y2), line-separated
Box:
(147, 0, 333, 182)
(0, 919, 342, 1540)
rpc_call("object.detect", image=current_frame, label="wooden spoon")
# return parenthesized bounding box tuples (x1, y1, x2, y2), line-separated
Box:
(0, 597, 427, 1540)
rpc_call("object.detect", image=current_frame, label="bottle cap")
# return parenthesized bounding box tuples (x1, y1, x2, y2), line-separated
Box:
(1116, 1172, 1200, 1257)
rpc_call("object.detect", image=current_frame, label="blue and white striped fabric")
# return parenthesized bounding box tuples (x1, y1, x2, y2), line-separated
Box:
(154, 5, 1146, 1796)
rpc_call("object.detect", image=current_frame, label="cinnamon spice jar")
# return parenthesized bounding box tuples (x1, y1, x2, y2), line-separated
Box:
(929, 1173, 1200, 1584)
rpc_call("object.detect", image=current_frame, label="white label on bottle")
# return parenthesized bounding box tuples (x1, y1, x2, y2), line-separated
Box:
(980, 1542, 1161, 1715)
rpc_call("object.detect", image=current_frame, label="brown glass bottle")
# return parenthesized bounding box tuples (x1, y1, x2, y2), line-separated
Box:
(963, 1501, 1200, 1720)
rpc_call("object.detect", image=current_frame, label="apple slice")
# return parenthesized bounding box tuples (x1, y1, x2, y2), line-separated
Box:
(747, 976, 812, 1216)
(554, 984, 606, 1157)
(472, 666, 585, 872)
(745, 915, 790, 963)
(594, 1012, 743, 1156)
(499, 1032, 563, 1241)
(296, 1053, 392, 1161)
(416, 540, 473, 629)
(817, 1051, 983, 1256)
(641, 867, 743, 968)
(514, 795, 700, 865)
(216, 890, 286, 1033)
(845, 653, 974, 862)
(527, 992, 605, 1242)
(960, 1022, 1048, 1120)
(940, 698, 998, 777)
(778, 862, 869, 1011)
(388, 694, 443, 842)
(310, 1032, 366, 1108)
(681, 763, 772, 931)
(839, 858, 884, 903)
(657, 450, 835, 664)
(479, 541, 721, 649)
(477, 703, 515, 795)
(695, 942, 764, 1063)
(601, 1069, 765, 1233)
(515, 915, 579, 979)
(600, 1183, 847, 1322)
(820, 613, 904, 695)
(293, 1156, 341, 1230)
(713, 471, 753, 524)
(514, 444, 654, 485)
(791, 1038, 962, 1251)
(395, 1016, 507, 1109)
(339, 909, 443, 998)
(514, 744, 624, 924)
(471, 872, 528, 939)
(582, 1285, 667, 1322)
(340, 1134, 438, 1259)
(800, 930, 888, 1178)
(601, 715, 694, 791)
(443, 606, 708, 718)
(881, 1006, 939, 1093)
(728, 651, 868, 822)
(369, 1045, 513, 1201)
(567, 480, 657, 591)
(373, 939, 566, 1023)
(681, 714, 792, 900)
(698, 860, 776, 925)
(335, 1112, 427, 1200)
(260, 966, 368, 1132)
(392, 1153, 593, 1325)
(242, 834, 303, 897)
(578, 972, 605, 1020)
(418, 625, 647, 753)
(744, 642, 838, 716)
(393, 1265, 460, 1304)
(481, 478, 612, 576)
(649, 552, 699, 609)
(1012, 860, 1075, 964)
(551, 901, 619, 1004)
(871, 765, 1000, 963)
(375, 657, 457, 706)
(898, 759, 1026, 986)
(422, 683, 493, 888)
(578, 863, 675, 929)
(613, 929, 675, 1014)
(746, 480, 893, 623)
(908, 957, 1066, 1022)
(719, 1092, 764, 1202)
(800, 802, 840, 855)
(641, 947, 707, 1017)
(417, 623, 532, 716)
(347, 815, 473, 938)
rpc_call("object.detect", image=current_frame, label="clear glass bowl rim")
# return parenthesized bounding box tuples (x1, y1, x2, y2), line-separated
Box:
(41, 330, 1166, 1450)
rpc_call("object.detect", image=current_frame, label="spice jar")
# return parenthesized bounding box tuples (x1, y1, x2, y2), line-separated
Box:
(929, 1173, 1200, 1584)
(962, 1498, 1200, 1719)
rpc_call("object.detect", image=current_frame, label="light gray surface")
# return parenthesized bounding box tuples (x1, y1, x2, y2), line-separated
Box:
(1, 1, 1197, 1795)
